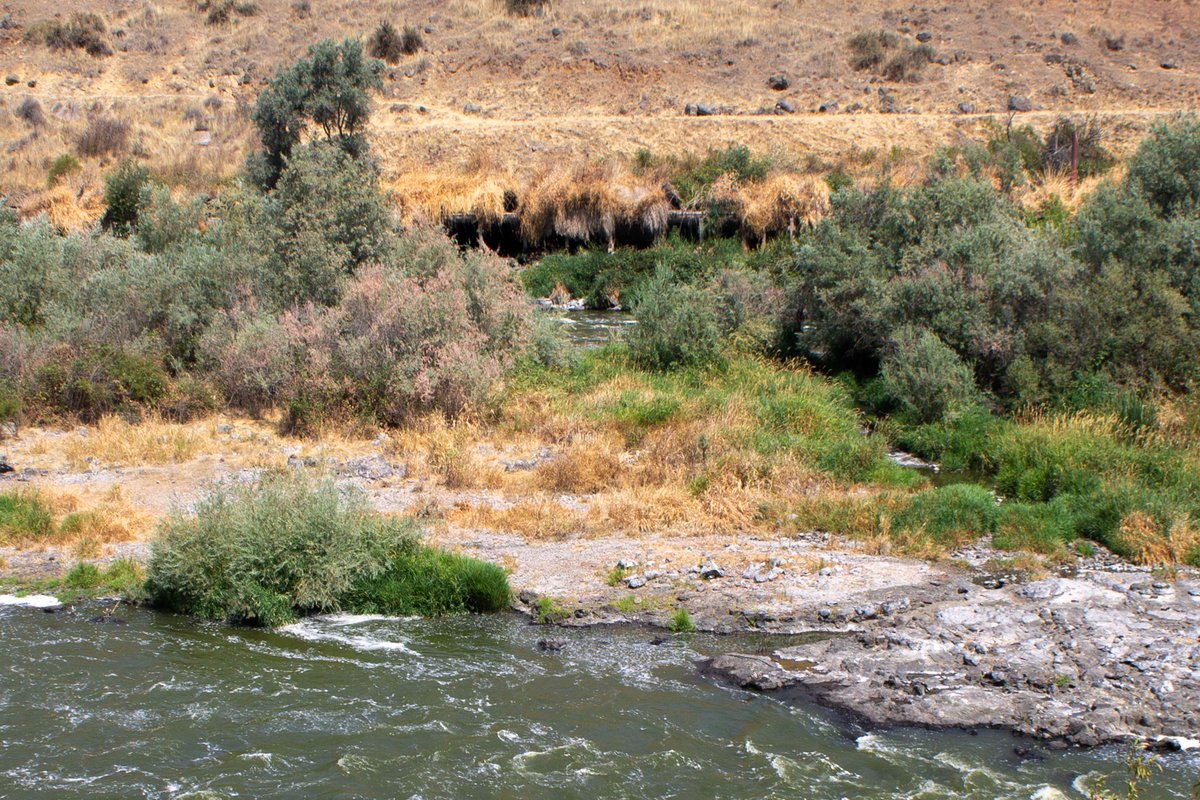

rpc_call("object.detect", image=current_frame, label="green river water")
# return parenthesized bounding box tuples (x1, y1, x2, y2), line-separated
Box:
(1, 600, 1196, 799)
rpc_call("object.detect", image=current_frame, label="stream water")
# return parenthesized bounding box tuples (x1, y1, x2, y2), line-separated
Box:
(546, 308, 636, 347)
(1, 602, 1196, 799)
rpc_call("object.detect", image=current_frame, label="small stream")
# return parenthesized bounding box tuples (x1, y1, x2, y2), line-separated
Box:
(1, 603, 1196, 799)
(544, 307, 636, 347)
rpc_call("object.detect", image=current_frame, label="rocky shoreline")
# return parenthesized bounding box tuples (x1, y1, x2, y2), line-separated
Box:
(695, 569, 1200, 750)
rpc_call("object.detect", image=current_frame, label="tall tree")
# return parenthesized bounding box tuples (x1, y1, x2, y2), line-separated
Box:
(249, 38, 384, 190)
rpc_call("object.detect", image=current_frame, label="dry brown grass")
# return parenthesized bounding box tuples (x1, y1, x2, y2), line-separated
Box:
(519, 161, 670, 246)
(1116, 513, 1200, 566)
(450, 499, 586, 539)
(62, 415, 205, 468)
(534, 437, 624, 493)
(741, 172, 831, 240)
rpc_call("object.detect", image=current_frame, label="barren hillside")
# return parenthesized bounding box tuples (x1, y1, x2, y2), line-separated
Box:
(1, 0, 1197, 225)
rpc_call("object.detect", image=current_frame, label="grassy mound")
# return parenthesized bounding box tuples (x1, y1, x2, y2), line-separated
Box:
(147, 473, 509, 626)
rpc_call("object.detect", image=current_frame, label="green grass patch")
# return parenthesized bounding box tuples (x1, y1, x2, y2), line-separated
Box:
(0, 491, 55, 544)
(669, 607, 696, 632)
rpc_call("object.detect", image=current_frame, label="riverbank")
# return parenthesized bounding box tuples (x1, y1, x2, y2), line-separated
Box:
(3, 416, 1198, 751)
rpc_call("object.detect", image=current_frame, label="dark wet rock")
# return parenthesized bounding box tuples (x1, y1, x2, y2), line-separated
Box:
(767, 74, 789, 91)
(1007, 95, 1033, 112)
(700, 562, 724, 580)
(700, 653, 798, 691)
(87, 616, 128, 625)
(537, 638, 568, 652)
(650, 635, 670, 646)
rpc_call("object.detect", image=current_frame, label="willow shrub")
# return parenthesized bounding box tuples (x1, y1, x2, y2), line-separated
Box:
(147, 473, 509, 626)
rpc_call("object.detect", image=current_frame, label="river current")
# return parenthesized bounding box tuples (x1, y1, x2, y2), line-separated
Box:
(0, 601, 1195, 799)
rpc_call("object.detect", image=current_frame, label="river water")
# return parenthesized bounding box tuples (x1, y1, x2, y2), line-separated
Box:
(1, 602, 1196, 799)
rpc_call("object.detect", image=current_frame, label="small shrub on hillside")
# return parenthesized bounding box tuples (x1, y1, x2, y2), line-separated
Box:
(76, 116, 131, 158)
(100, 160, 150, 235)
(368, 21, 423, 63)
(1042, 117, 1114, 179)
(46, 154, 81, 187)
(16, 98, 45, 127)
(200, 0, 259, 25)
(506, 0, 550, 16)
(627, 268, 721, 370)
(848, 30, 900, 71)
(24, 13, 112, 57)
(882, 43, 935, 82)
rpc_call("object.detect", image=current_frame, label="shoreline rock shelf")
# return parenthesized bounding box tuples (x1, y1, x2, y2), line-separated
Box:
(702, 572, 1200, 748)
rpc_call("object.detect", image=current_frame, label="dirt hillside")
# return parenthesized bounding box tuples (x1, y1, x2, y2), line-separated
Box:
(1, 0, 1197, 224)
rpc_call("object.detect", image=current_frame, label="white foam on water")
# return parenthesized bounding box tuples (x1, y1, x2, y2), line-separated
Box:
(0, 593, 61, 608)
(1155, 735, 1200, 751)
(1031, 787, 1071, 800)
(279, 619, 419, 654)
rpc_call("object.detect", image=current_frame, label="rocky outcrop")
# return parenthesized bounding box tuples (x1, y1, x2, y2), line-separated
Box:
(702, 572, 1200, 747)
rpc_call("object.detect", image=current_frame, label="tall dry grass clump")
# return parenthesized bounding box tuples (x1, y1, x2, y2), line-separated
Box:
(388, 154, 514, 226)
(741, 173, 831, 240)
(520, 162, 669, 246)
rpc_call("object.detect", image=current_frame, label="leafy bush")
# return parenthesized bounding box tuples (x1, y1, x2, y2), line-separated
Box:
(1042, 117, 1114, 179)
(35, 345, 169, 421)
(148, 474, 413, 625)
(46, 154, 82, 188)
(849, 30, 931, 80)
(16, 98, 45, 127)
(100, 160, 150, 235)
(627, 268, 720, 370)
(24, 13, 111, 56)
(367, 20, 423, 63)
(249, 38, 384, 189)
(881, 327, 978, 422)
(268, 142, 393, 304)
(76, 116, 131, 158)
(147, 473, 509, 625)
(200, 0, 259, 25)
(1124, 117, 1200, 218)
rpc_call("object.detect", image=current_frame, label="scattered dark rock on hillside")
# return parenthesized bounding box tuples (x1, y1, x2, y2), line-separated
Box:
(0, 457, 14, 474)
(774, 99, 795, 114)
(685, 103, 717, 116)
(1061, 32, 1078, 45)
(916, 31, 932, 42)
(957, 101, 976, 114)
(818, 100, 838, 113)
(1161, 60, 1179, 70)
(767, 74, 789, 91)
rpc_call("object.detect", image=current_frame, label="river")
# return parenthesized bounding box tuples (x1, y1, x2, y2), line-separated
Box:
(1, 602, 1196, 799)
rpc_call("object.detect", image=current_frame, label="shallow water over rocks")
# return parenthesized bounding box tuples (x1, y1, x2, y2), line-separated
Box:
(1, 604, 1196, 798)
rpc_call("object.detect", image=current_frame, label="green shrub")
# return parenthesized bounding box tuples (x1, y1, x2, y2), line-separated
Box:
(47, 154, 81, 187)
(147, 473, 414, 625)
(24, 13, 111, 56)
(201, 0, 259, 25)
(368, 21, 422, 63)
(101, 160, 150, 235)
(627, 268, 720, 370)
(535, 596, 569, 623)
(1125, 117, 1200, 218)
(63, 562, 103, 591)
(147, 473, 508, 626)
(0, 491, 55, 544)
(881, 327, 979, 423)
(994, 500, 1077, 555)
